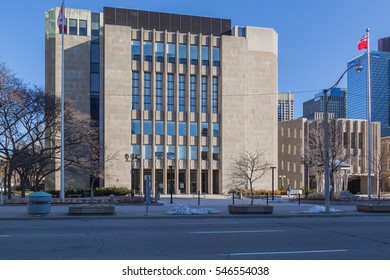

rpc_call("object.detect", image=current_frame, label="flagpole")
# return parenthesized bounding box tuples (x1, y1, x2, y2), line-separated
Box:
(366, 27, 372, 200)
(60, 0, 65, 203)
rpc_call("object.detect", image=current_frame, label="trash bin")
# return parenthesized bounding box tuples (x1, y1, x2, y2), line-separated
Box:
(28, 192, 51, 215)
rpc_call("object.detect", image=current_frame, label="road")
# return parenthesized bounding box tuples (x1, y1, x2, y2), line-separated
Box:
(0, 215, 390, 260)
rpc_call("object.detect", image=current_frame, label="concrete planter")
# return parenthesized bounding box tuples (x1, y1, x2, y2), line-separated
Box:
(68, 204, 115, 215)
(228, 204, 273, 214)
(356, 203, 390, 213)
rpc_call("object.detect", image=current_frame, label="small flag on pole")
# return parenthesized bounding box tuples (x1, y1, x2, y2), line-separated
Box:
(57, 1, 67, 33)
(358, 35, 368, 50)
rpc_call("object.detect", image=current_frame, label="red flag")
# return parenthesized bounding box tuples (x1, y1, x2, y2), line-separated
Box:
(57, 2, 67, 33)
(358, 36, 368, 50)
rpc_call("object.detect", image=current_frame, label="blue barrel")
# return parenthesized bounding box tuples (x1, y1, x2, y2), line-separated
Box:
(28, 192, 51, 215)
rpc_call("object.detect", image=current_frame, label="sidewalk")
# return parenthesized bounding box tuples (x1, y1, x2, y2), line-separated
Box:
(0, 194, 370, 220)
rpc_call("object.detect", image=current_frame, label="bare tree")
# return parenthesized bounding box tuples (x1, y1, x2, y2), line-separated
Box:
(0, 61, 104, 197)
(371, 143, 389, 201)
(231, 148, 271, 205)
(306, 119, 354, 190)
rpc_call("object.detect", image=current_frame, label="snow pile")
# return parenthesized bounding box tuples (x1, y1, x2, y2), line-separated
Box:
(300, 205, 342, 213)
(166, 205, 221, 215)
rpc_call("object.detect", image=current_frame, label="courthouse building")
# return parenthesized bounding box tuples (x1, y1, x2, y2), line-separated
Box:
(45, 6, 278, 194)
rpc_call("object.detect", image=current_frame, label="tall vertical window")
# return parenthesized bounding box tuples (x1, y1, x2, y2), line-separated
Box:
(132, 72, 140, 110)
(79, 20, 87, 36)
(179, 75, 186, 112)
(201, 123, 208, 136)
(167, 145, 176, 160)
(212, 77, 218, 113)
(155, 121, 164, 135)
(156, 74, 163, 111)
(178, 146, 187, 160)
(190, 45, 198, 65)
(201, 76, 208, 113)
(155, 145, 164, 159)
(155, 42, 164, 63)
(343, 132, 348, 148)
(212, 123, 220, 137)
(178, 122, 186, 136)
(167, 121, 175, 135)
(167, 43, 176, 63)
(91, 12, 100, 42)
(69, 19, 77, 35)
(144, 73, 151, 110)
(358, 132, 363, 149)
(132, 40, 140, 61)
(132, 144, 140, 157)
(144, 41, 152, 62)
(167, 74, 174, 112)
(131, 120, 140, 134)
(190, 76, 197, 112)
(179, 44, 187, 64)
(351, 132, 356, 149)
(212, 146, 220, 160)
(201, 146, 209, 160)
(190, 146, 198, 160)
(201, 46, 209, 66)
(143, 145, 152, 159)
(190, 122, 197, 136)
(212, 47, 220, 67)
(144, 120, 152, 135)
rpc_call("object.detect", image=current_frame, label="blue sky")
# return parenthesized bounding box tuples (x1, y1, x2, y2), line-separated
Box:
(1, 0, 390, 117)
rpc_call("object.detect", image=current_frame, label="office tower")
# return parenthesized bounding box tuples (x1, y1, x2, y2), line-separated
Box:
(278, 92, 294, 122)
(303, 88, 346, 120)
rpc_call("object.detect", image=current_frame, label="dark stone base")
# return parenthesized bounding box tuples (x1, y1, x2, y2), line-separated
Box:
(356, 203, 390, 212)
(228, 204, 273, 214)
(68, 204, 115, 215)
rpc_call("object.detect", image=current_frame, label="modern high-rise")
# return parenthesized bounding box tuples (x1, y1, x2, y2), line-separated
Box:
(347, 50, 390, 136)
(303, 88, 346, 120)
(278, 92, 294, 122)
(45, 6, 278, 195)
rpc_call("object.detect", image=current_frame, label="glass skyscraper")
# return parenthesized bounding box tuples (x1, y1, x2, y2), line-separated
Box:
(347, 51, 390, 136)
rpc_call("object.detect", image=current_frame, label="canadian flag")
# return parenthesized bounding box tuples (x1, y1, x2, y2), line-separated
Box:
(358, 36, 368, 50)
(57, 1, 67, 33)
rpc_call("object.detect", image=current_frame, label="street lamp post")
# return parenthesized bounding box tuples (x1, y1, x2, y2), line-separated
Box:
(270, 166, 276, 200)
(124, 153, 139, 194)
(323, 62, 363, 213)
(169, 165, 174, 204)
(300, 157, 310, 199)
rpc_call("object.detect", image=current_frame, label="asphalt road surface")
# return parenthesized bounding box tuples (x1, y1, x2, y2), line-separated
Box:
(1, 215, 390, 260)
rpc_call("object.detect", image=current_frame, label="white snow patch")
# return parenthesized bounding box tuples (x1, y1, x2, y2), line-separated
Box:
(300, 205, 343, 213)
(166, 205, 221, 215)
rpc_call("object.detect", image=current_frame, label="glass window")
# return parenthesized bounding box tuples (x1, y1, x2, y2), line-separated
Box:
(190, 76, 197, 112)
(190, 122, 197, 136)
(201, 46, 209, 66)
(213, 123, 220, 137)
(358, 133, 363, 149)
(201, 146, 208, 160)
(179, 44, 187, 64)
(144, 120, 152, 135)
(90, 63, 99, 73)
(132, 144, 140, 157)
(132, 72, 140, 110)
(156, 74, 163, 111)
(131, 120, 140, 135)
(237, 27, 246, 37)
(144, 73, 151, 110)
(167, 74, 174, 112)
(167, 43, 176, 63)
(179, 75, 186, 112)
(201, 123, 208, 137)
(69, 19, 77, 35)
(155, 145, 164, 159)
(79, 20, 87, 36)
(144, 41, 153, 62)
(212, 146, 220, 160)
(167, 121, 175, 136)
(132, 40, 140, 61)
(178, 145, 187, 160)
(155, 120, 164, 135)
(190, 146, 198, 160)
(143, 145, 152, 159)
(91, 12, 100, 40)
(213, 47, 220, 67)
(155, 42, 164, 63)
(91, 44, 100, 63)
(212, 77, 218, 113)
(351, 132, 356, 149)
(167, 145, 175, 160)
(90, 73, 100, 93)
(190, 45, 198, 65)
(179, 122, 186, 136)
(343, 132, 348, 148)
(201, 76, 207, 113)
